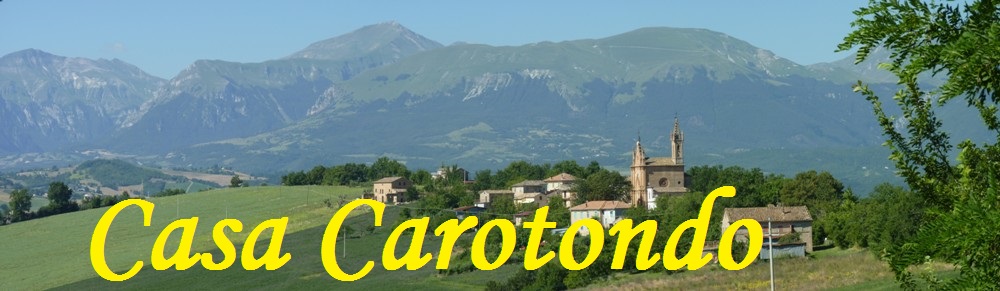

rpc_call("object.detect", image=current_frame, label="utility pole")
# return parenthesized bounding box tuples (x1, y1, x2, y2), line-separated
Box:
(768, 218, 774, 291)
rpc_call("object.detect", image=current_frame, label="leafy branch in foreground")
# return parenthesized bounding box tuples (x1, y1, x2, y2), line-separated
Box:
(839, 0, 999, 289)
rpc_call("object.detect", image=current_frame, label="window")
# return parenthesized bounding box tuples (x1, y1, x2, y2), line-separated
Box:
(659, 178, 668, 187)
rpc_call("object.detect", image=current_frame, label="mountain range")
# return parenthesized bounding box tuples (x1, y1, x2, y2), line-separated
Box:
(0, 22, 984, 191)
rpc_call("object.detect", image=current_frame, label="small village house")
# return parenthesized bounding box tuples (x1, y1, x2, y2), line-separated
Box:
(372, 176, 412, 204)
(569, 200, 631, 236)
(544, 173, 577, 207)
(512, 180, 545, 205)
(721, 205, 814, 257)
(477, 189, 514, 207)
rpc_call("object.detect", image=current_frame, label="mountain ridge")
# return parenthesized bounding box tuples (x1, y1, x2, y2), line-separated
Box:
(2, 23, 971, 193)
(0, 49, 165, 153)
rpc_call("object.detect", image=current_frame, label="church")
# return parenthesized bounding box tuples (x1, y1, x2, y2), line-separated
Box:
(630, 117, 689, 208)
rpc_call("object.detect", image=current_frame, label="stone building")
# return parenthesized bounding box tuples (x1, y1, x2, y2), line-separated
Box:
(630, 117, 690, 208)
(721, 205, 814, 253)
(372, 176, 412, 204)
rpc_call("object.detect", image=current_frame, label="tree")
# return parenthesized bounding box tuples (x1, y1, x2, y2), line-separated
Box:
(0, 204, 7, 225)
(404, 186, 420, 202)
(411, 169, 432, 186)
(840, 1, 1000, 288)
(471, 169, 495, 192)
(779, 170, 845, 213)
(489, 195, 518, 218)
(230, 175, 244, 188)
(8, 189, 31, 222)
(369, 157, 410, 181)
(47, 182, 72, 207)
(573, 169, 629, 204)
(547, 160, 585, 178)
(545, 196, 571, 227)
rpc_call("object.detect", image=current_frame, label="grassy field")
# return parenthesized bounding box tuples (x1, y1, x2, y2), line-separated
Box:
(1, 185, 955, 290)
(0, 186, 361, 290)
(583, 247, 955, 291)
(0, 185, 518, 290)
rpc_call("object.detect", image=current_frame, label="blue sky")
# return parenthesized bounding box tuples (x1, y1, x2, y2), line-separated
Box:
(0, 0, 868, 79)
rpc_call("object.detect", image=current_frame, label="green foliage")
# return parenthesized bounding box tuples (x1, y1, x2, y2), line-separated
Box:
(778, 170, 848, 244)
(840, 1, 1000, 288)
(688, 165, 784, 207)
(777, 232, 802, 244)
(489, 195, 518, 218)
(80, 193, 133, 211)
(369, 157, 411, 180)
(403, 186, 420, 202)
(411, 169, 432, 186)
(76, 159, 174, 188)
(888, 165, 1000, 290)
(7, 188, 32, 222)
(824, 183, 924, 250)
(573, 168, 629, 204)
(547, 160, 586, 178)
(229, 175, 243, 188)
(282, 157, 413, 186)
(46, 182, 72, 207)
(153, 188, 186, 197)
(779, 170, 845, 212)
(35, 182, 79, 218)
(545, 196, 571, 228)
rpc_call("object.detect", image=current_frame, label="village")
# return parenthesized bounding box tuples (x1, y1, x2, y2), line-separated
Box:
(364, 118, 814, 261)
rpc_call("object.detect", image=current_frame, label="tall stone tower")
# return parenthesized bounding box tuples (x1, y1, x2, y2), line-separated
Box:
(630, 138, 648, 207)
(671, 117, 684, 165)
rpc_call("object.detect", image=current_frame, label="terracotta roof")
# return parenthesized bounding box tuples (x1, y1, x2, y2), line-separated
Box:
(724, 206, 813, 222)
(570, 200, 632, 211)
(480, 189, 514, 195)
(645, 157, 681, 166)
(373, 176, 406, 183)
(544, 173, 578, 182)
(454, 206, 485, 212)
(512, 180, 546, 187)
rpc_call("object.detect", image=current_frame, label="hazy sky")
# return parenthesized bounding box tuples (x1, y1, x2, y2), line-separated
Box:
(1, 0, 868, 79)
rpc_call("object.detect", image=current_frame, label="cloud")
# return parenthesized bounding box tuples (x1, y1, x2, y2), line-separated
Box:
(106, 42, 127, 54)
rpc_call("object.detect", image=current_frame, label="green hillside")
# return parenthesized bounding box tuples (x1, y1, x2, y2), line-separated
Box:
(0, 186, 516, 290)
(335, 27, 853, 107)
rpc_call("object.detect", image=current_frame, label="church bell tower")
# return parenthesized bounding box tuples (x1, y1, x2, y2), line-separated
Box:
(671, 116, 684, 165)
(630, 137, 648, 206)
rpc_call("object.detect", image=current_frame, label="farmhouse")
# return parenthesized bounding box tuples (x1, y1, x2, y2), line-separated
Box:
(721, 205, 814, 255)
(372, 176, 412, 204)
(569, 200, 631, 235)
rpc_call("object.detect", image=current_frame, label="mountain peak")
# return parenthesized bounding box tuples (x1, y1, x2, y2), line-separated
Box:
(0, 48, 61, 64)
(284, 22, 443, 61)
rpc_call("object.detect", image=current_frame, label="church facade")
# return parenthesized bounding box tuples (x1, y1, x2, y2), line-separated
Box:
(630, 117, 689, 208)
